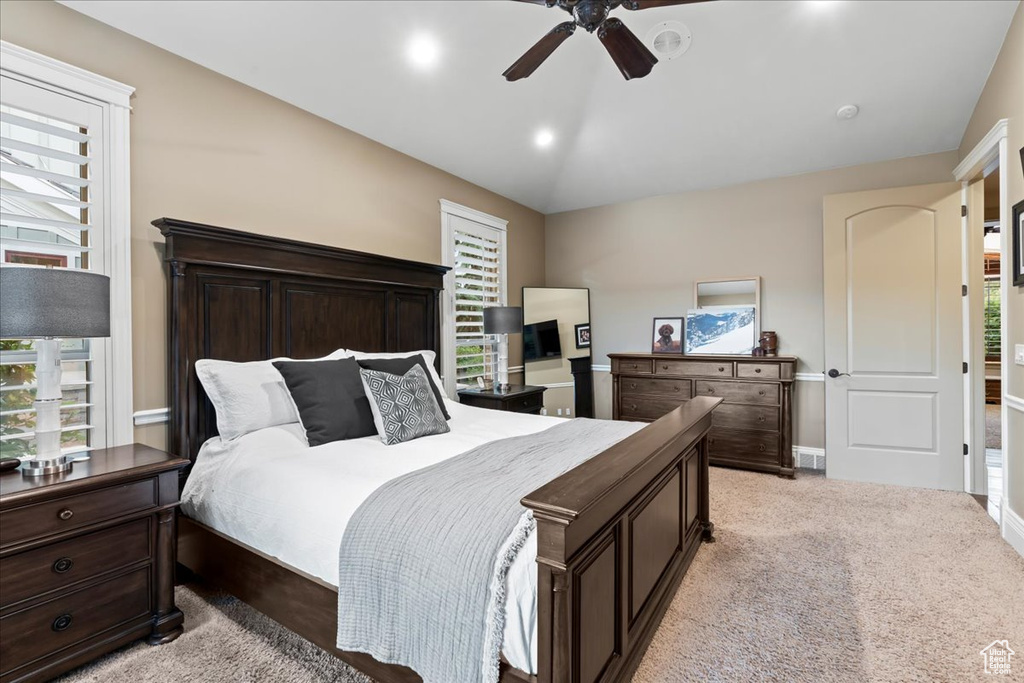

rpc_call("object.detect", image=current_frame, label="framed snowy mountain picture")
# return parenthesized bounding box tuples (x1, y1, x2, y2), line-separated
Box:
(684, 306, 757, 355)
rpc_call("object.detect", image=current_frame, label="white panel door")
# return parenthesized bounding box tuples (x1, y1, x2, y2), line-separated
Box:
(823, 182, 963, 490)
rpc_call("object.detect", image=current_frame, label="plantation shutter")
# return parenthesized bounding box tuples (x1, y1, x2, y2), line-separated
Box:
(441, 207, 507, 395)
(0, 78, 107, 458)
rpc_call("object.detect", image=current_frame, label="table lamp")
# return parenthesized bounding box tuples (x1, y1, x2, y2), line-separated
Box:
(483, 306, 522, 393)
(0, 266, 110, 476)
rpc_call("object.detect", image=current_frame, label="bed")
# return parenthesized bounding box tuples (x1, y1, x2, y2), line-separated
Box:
(157, 217, 720, 683)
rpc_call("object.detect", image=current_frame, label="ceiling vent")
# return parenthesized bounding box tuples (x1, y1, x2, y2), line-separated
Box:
(645, 21, 692, 61)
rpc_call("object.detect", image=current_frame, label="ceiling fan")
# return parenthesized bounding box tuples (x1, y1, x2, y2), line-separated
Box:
(504, 0, 711, 81)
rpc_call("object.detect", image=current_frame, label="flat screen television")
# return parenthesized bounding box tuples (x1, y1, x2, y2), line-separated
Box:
(523, 319, 562, 361)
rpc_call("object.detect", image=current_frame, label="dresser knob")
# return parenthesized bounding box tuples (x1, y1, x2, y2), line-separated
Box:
(630, 404, 637, 410)
(706, 387, 715, 393)
(52, 557, 74, 574)
(758, 416, 766, 422)
(758, 444, 766, 452)
(758, 390, 766, 396)
(629, 383, 636, 389)
(57, 509, 74, 521)
(674, 386, 680, 392)
(718, 367, 725, 372)
(52, 614, 73, 632)
(662, 365, 668, 370)
(755, 368, 762, 374)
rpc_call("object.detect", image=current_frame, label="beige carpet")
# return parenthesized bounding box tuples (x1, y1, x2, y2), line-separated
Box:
(986, 403, 1002, 450)
(58, 469, 1024, 683)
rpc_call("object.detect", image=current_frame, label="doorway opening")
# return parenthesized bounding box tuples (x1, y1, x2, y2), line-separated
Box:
(978, 167, 1003, 523)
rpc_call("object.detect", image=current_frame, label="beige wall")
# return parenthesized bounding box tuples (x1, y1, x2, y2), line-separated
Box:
(0, 1, 546, 451)
(545, 151, 959, 447)
(959, 3, 1024, 515)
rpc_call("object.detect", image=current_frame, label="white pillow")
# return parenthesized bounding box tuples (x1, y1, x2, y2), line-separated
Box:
(195, 350, 349, 441)
(349, 349, 446, 398)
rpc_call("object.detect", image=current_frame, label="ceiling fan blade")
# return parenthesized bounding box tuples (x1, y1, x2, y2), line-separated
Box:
(597, 17, 658, 80)
(620, 0, 713, 9)
(503, 21, 577, 81)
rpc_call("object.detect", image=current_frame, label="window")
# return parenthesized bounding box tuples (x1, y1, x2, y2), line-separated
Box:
(0, 42, 133, 457)
(983, 275, 1000, 361)
(440, 200, 508, 396)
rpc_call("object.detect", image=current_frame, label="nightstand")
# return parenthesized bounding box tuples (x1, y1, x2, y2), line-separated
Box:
(458, 385, 547, 414)
(0, 444, 188, 683)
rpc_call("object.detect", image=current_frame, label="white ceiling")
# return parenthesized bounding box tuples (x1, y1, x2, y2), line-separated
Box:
(60, 0, 1019, 214)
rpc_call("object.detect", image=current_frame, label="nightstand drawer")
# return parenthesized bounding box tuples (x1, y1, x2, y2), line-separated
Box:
(0, 478, 157, 546)
(0, 566, 151, 675)
(510, 392, 544, 413)
(0, 518, 151, 608)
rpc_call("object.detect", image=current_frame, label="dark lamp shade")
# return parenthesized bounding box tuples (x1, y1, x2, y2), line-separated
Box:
(0, 267, 111, 339)
(483, 306, 523, 335)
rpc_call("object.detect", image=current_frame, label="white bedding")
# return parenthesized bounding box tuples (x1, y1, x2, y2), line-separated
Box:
(180, 398, 563, 675)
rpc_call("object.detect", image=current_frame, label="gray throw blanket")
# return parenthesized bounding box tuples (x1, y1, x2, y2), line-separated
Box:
(336, 418, 644, 683)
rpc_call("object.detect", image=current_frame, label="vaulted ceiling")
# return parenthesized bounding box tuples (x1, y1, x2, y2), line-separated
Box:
(60, 0, 1019, 213)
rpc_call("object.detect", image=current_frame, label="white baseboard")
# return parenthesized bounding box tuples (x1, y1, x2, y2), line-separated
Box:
(795, 373, 824, 382)
(592, 364, 611, 373)
(793, 445, 826, 470)
(133, 407, 169, 426)
(1003, 504, 1024, 560)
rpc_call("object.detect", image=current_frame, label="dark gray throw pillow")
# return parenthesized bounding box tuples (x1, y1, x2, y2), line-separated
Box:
(272, 357, 377, 446)
(359, 365, 451, 446)
(356, 355, 450, 420)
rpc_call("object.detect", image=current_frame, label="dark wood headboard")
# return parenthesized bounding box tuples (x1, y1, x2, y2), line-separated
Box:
(155, 218, 449, 467)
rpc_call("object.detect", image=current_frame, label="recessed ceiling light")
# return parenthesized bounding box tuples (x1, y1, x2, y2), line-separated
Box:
(407, 35, 440, 69)
(836, 104, 860, 120)
(534, 129, 555, 149)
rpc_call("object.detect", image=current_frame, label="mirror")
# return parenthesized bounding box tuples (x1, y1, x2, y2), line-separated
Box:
(523, 287, 591, 417)
(689, 277, 761, 355)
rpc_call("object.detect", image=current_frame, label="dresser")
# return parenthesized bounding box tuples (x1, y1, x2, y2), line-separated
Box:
(457, 385, 547, 414)
(0, 445, 188, 683)
(610, 353, 797, 477)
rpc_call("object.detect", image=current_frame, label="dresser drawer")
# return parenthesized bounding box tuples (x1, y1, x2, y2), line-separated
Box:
(0, 479, 157, 547)
(0, 567, 151, 675)
(0, 519, 151, 609)
(613, 358, 652, 375)
(708, 429, 780, 463)
(655, 360, 733, 378)
(619, 397, 687, 421)
(712, 404, 780, 432)
(694, 380, 779, 405)
(620, 376, 690, 399)
(736, 363, 781, 380)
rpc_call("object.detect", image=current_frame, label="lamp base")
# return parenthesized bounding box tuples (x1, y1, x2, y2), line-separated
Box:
(21, 455, 72, 477)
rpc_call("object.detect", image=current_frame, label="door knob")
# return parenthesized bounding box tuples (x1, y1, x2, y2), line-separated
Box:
(827, 369, 851, 379)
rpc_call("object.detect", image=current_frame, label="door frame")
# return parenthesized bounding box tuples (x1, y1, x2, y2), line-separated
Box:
(953, 119, 1009, 522)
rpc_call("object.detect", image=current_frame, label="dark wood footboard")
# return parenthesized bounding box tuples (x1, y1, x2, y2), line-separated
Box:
(523, 396, 720, 683)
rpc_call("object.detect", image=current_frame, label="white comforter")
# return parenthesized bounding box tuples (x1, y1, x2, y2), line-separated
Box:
(180, 399, 563, 674)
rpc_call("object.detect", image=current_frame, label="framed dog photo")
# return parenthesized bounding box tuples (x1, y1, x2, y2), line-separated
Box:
(574, 323, 591, 348)
(651, 317, 684, 354)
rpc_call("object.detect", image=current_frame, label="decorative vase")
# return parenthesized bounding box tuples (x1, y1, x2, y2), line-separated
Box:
(759, 331, 778, 357)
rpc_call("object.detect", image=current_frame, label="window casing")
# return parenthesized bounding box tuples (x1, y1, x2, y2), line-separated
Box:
(440, 200, 508, 397)
(0, 42, 134, 456)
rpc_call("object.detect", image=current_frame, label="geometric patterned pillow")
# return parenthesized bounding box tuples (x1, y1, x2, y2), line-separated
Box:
(359, 364, 451, 445)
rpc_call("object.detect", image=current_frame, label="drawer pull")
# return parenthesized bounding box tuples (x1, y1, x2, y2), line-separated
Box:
(52, 614, 73, 632)
(57, 508, 74, 521)
(662, 364, 669, 370)
(758, 416, 766, 422)
(758, 444, 766, 452)
(52, 557, 74, 574)
(718, 367, 725, 372)
(630, 404, 638, 410)
(758, 390, 766, 396)
(629, 383, 637, 389)
(674, 386, 680, 392)
(706, 387, 715, 394)
(755, 368, 762, 373)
